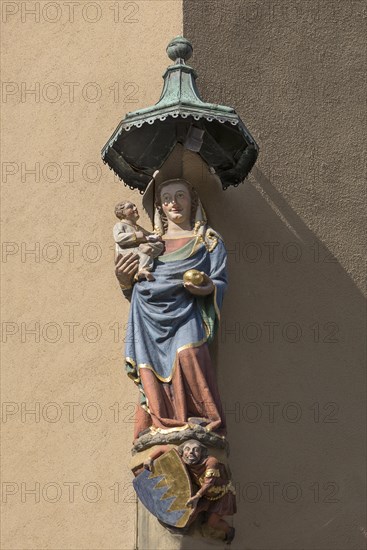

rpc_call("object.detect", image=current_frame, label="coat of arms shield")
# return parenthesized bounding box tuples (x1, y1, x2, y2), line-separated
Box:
(133, 449, 194, 528)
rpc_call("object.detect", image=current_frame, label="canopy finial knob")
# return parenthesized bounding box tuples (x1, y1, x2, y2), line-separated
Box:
(166, 36, 193, 63)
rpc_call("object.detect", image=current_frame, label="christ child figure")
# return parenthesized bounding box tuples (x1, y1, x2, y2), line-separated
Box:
(113, 200, 164, 281)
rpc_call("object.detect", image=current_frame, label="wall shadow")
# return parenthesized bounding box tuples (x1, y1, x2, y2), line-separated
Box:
(178, 163, 365, 550)
(180, 1, 366, 547)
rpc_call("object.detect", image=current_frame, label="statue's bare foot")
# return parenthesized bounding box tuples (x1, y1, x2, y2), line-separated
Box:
(188, 417, 209, 427)
(205, 421, 218, 432)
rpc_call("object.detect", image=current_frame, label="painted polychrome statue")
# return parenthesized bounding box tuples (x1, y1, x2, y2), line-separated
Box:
(124, 179, 227, 440)
(113, 200, 164, 282)
(135, 440, 236, 544)
(115, 178, 236, 543)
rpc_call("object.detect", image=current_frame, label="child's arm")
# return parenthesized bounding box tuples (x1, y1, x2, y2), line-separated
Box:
(113, 223, 146, 247)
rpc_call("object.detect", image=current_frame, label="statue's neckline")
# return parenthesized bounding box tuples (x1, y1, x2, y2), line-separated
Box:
(122, 220, 139, 229)
(162, 234, 195, 240)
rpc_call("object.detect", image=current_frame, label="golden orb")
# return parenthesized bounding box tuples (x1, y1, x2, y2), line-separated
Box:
(183, 269, 205, 286)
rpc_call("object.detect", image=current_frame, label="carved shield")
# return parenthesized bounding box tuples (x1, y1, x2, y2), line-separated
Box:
(133, 449, 194, 528)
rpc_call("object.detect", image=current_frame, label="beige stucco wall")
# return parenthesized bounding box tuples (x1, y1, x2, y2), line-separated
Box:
(1, 1, 366, 550)
(184, 1, 366, 549)
(1, 2, 182, 549)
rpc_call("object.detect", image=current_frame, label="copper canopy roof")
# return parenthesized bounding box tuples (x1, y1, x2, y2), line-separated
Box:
(102, 37, 259, 191)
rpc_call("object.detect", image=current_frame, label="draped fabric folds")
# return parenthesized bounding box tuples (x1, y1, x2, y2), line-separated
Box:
(124, 228, 228, 439)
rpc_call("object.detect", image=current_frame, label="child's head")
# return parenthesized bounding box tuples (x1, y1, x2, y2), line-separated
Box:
(115, 201, 139, 222)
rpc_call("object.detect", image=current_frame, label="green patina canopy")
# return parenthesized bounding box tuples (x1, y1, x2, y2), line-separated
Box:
(102, 37, 259, 191)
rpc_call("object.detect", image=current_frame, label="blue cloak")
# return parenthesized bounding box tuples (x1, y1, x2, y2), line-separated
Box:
(125, 229, 228, 410)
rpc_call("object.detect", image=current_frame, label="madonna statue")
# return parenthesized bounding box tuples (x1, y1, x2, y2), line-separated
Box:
(121, 179, 228, 442)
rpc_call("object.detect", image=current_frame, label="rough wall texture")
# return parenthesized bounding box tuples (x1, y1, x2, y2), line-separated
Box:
(184, 1, 366, 549)
(1, 1, 366, 550)
(1, 2, 182, 549)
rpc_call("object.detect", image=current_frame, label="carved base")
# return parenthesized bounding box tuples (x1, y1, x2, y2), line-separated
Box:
(137, 500, 234, 549)
(131, 424, 229, 455)
(131, 444, 234, 546)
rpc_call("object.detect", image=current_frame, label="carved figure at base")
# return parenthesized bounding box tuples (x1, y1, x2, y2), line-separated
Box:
(113, 200, 164, 281)
(143, 440, 236, 544)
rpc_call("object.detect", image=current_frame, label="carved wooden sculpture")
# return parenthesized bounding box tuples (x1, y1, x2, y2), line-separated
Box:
(125, 179, 227, 440)
(102, 36, 259, 545)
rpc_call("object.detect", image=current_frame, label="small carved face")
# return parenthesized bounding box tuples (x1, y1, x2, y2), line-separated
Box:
(160, 182, 191, 226)
(122, 202, 139, 223)
(181, 441, 202, 465)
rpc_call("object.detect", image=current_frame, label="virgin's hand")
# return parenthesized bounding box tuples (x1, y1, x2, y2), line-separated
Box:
(115, 252, 139, 287)
(184, 273, 214, 296)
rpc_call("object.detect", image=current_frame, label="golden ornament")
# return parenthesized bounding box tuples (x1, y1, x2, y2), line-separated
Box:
(183, 269, 205, 286)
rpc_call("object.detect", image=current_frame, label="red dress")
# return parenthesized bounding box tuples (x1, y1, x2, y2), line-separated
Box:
(133, 236, 226, 440)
